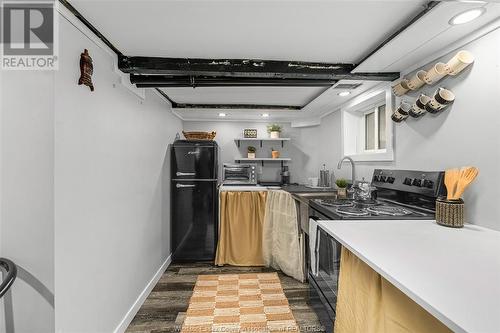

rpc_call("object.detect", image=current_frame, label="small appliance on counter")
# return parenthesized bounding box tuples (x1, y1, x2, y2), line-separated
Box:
(171, 140, 219, 262)
(280, 166, 291, 185)
(222, 163, 257, 185)
(308, 168, 445, 331)
(307, 164, 333, 189)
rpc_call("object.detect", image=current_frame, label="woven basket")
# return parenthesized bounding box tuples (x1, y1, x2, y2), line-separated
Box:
(435, 197, 464, 228)
(182, 131, 216, 141)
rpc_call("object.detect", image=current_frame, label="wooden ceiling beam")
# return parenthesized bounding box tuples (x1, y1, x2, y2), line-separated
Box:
(119, 56, 399, 82)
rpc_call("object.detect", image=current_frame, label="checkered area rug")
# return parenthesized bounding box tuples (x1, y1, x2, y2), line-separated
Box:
(181, 273, 300, 332)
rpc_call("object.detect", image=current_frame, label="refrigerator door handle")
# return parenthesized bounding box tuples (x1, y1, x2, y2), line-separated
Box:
(176, 184, 196, 188)
(176, 172, 196, 176)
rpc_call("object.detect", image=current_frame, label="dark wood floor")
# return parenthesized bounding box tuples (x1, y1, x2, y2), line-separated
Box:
(126, 262, 325, 333)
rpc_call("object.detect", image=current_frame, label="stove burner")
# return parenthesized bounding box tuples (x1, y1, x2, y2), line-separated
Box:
(367, 205, 413, 216)
(335, 207, 369, 216)
(354, 199, 379, 207)
(318, 199, 354, 208)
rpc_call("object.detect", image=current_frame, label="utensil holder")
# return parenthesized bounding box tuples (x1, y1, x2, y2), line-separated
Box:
(436, 197, 464, 228)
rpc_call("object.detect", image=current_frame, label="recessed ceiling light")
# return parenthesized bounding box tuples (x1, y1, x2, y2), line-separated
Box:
(449, 7, 486, 25)
(261, 113, 270, 118)
(218, 113, 226, 117)
(338, 91, 351, 97)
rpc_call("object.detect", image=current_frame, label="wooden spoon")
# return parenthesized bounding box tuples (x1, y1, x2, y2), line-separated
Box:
(444, 168, 459, 200)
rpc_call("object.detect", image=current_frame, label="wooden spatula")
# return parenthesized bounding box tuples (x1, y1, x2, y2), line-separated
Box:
(453, 167, 479, 199)
(444, 168, 459, 200)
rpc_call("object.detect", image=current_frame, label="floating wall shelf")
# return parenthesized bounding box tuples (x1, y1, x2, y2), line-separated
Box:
(234, 157, 291, 167)
(235, 138, 291, 148)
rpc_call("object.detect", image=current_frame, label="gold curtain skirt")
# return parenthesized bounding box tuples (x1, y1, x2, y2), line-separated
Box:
(215, 191, 268, 266)
(334, 247, 452, 333)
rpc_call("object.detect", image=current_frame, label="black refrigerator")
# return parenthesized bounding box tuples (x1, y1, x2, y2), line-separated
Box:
(171, 140, 218, 262)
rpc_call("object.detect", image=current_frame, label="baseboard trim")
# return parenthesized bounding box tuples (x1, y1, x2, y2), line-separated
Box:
(114, 254, 172, 333)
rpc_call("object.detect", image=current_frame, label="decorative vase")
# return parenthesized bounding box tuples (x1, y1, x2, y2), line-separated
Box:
(270, 131, 280, 139)
(271, 151, 280, 159)
(247, 152, 256, 159)
(337, 187, 347, 198)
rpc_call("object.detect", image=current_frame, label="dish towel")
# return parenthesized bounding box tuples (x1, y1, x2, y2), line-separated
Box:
(263, 190, 303, 282)
(309, 217, 319, 277)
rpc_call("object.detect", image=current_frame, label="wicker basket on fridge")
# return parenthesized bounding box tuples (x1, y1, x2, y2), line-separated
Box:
(182, 131, 217, 141)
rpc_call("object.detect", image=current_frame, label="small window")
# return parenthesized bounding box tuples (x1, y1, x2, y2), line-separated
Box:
(341, 86, 394, 162)
(363, 104, 386, 152)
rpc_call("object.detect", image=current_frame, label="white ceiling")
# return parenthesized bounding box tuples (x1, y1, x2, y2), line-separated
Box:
(354, 1, 500, 72)
(169, 80, 381, 122)
(160, 86, 326, 105)
(71, 0, 428, 63)
(70, 0, 500, 122)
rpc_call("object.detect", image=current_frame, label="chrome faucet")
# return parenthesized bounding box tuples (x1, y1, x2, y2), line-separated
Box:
(337, 156, 356, 186)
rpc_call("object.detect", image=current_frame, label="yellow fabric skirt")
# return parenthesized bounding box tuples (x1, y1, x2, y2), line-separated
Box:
(215, 191, 267, 266)
(334, 247, 452, 333)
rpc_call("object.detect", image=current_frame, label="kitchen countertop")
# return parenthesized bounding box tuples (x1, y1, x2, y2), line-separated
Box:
(281, 184, 336, 194)
(219, 184, 337, 193)
(317, 219, 500, 333)
(219, 184, 281, 191)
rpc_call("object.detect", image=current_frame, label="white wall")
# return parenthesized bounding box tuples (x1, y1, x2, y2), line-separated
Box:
(1, 12, 183, 333)
(54, 16, 182, 333)
(300, 27, 500, 230)
(0, 70, 55, 333)
(295, 112, 344, 184)
(182, 121, 322, 184)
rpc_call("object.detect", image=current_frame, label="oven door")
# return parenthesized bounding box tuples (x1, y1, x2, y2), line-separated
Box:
(316, 227, 342, 309)
(223, 164, 256, 184)
(308, 217, 342, 331)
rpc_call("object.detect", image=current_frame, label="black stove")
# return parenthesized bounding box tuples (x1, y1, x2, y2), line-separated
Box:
(311, 198, 432, 219)
(310, 169, 445, 220)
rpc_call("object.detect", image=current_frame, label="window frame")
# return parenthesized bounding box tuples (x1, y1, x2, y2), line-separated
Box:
(341, 85, 394, 162)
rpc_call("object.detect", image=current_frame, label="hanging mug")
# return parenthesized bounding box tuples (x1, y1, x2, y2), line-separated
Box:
(392, 79, 410, 97)
(447, 50, 474, 76)
(409, 94, 431, 118)
(424, 62, 450, 85)
(391, 102, 411, 123)
(426, 88, 455, 113)
(407, 70, 427, 90)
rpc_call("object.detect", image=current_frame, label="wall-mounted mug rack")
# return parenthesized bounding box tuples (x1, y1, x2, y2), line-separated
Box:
(391, 50, 474, 97)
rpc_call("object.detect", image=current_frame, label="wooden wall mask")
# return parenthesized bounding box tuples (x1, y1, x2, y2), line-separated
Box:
(78, 49, 94, 91)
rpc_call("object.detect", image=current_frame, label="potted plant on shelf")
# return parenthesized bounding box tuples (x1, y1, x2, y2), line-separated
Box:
(336, 178, 348, 198)
(271, 148, 280, 159)
(267, 124, 282, 139)
(247, 146, 256, 159)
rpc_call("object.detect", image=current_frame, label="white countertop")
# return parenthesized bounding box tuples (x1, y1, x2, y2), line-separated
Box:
(219, 184, 281, 191)
(317, 219, 500, 333)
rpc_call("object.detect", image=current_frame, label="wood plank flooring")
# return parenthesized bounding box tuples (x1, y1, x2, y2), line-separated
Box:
(126, 262, 325, 333)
